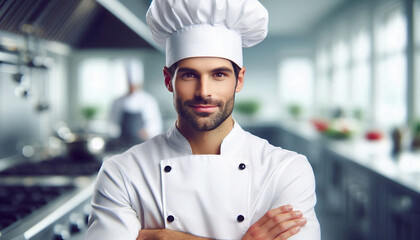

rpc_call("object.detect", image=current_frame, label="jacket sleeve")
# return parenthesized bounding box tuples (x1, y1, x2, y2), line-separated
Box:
(272, 154, 321, 240)
(86, 159, 141, 240)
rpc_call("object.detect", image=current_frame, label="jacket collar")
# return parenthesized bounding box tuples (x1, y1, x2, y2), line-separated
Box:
(166, 120, 246, 155)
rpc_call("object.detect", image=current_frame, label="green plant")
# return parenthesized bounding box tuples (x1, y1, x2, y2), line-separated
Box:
(414, 121, 420, 134)
(288, 103, 302, 118)
(235, 99, 260, 116)
(81, 106, 98, 120)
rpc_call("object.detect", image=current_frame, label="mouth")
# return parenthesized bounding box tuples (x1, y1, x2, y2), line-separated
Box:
(190, 104, 218, 113)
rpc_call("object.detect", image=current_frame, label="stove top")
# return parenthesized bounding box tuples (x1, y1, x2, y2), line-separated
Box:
(0, 156, 102, 176)
(0, 184, 75, 231)
(0, 154, 107, 240)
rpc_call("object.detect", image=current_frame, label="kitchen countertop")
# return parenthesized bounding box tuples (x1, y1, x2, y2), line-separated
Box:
(242, 118, 420, 195)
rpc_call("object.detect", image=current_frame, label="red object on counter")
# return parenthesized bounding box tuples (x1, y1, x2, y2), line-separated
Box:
(311, 119, 328, 132)
(365, 130, 383, 141)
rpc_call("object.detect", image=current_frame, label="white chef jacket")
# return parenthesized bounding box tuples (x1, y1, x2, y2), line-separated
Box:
(109, 90, 162, 138)
(87, 122, 320, 240)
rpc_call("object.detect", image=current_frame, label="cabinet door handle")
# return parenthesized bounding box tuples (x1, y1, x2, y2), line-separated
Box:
(392, 196, 413, 214)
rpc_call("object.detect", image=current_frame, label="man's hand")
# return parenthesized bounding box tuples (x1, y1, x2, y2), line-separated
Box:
(242, 205, 307, 240)
(137, 229, 210, 240)
(137, 205, 305, 240)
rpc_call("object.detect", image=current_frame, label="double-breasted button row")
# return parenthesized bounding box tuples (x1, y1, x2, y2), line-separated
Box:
(164, 163, 246, 225)
(165, 164, 246, 172)
(166, 214, 245, 223)
(237, 164, 246, 223)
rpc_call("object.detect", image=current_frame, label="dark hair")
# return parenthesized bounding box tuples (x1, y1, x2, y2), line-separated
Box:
(168, 60, 241, 80)
(231, 61, 241, 80)
(168, 62, 178, 77)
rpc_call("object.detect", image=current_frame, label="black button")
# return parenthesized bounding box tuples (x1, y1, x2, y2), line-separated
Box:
(167, 215, 175, 222)
(238, 163, 246, 170)
(237, 215, 245, 222)
(70, 223, 80, 234)
(164, 166, 172, 172)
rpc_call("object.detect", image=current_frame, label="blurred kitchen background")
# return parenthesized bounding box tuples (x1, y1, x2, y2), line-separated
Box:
(0, 0, 419, 239)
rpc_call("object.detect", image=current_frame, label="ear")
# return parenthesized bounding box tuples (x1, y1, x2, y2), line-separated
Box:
(235, 67, 246, 93)
(163, 67, 174, 92)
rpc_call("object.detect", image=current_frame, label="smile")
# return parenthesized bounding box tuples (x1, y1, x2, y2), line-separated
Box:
(191, 104, 218, 113)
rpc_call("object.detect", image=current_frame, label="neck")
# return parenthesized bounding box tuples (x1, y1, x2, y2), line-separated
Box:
(177, 117, 234, 155)
(129, 85, 141, 94)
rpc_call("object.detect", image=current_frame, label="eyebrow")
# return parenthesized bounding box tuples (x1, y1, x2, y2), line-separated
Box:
(212, 67, 234, 73)
(177, 67, 234, 74)
(177, 67, 199, 74)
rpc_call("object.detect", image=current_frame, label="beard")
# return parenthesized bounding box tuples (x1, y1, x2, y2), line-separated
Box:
(175, 94, 235, 131)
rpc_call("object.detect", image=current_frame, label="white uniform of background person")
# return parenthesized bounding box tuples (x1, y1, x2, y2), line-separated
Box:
(109, 59, 162, 142)
(87, 0, 320, 239)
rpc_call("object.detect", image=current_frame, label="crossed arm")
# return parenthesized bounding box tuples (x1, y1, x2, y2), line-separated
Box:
(137, 205, 307, 240)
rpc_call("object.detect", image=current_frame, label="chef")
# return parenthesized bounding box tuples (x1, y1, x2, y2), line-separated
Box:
(108, 58, 163, 143)
(87, 0, 320, 239)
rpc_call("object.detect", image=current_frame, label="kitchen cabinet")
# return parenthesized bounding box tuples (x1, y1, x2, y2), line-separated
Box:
(244, 121, 420, 240)
(321, 149, 346, 216)
(378, 178, 420, 240)
(342, 159, 377, 240)
(243, 123, 282, 147)
(276, 124, 323, 187)
(321, 148, 420, 240)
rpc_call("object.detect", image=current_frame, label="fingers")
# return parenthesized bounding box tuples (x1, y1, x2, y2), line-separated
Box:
(243, 205, 307, 240)
(261, 208, 302, 232)
(272, 218, 307, 240)
(275, 225, 303, 240)
(264, 209, 306, 239)
(253, 205, 293, 227)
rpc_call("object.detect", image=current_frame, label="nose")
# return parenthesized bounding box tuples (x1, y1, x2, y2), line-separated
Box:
(195, 77, 211, 98)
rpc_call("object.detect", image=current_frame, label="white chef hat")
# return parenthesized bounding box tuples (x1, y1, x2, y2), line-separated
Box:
(146, 0, 268, 68)
(125, 58, 144, 86)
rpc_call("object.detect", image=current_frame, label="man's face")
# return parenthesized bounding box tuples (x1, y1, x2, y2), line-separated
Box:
(165, 57, 244, 131)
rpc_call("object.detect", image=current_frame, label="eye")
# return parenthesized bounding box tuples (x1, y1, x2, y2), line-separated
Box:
(181, 72, 197, 79)
(213, 72, 227, 79)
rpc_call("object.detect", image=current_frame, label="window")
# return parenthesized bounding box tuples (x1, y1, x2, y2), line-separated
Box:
(349, 29, 371, 120)
(78, 58, 130, 120)
(279, 57, 314, 118)
(315, 48, 331, 116)
(314, 22, 356, 119)
(415, 0, 420, 122)
(374, 7, 407, 129)
(331, 39, 350, 113)
(313, 1, 412, 132)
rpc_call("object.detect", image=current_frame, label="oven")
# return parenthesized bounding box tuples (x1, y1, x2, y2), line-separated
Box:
(0, 155, 104, 240)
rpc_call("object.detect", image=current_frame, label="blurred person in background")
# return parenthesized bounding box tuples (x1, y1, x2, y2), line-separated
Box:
(108, 58, 163, 145)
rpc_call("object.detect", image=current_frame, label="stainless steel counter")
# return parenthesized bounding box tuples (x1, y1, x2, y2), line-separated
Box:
(0, 154, 104, 240)
(0, 134, 138, 240)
